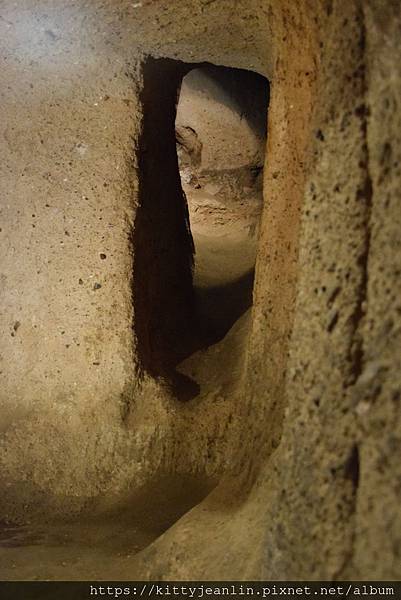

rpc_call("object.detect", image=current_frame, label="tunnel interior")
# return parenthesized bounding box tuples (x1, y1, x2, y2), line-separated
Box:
(1, 0, 399, 583)
(175, 65, 269, 349)
(133, 59, 269, 400)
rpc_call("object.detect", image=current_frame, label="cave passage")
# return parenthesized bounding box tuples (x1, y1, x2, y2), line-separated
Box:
(133, 59, 269, 399)
(175, 65, 269, 348)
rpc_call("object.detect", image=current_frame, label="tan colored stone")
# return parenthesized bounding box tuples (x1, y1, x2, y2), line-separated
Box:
(0, 0, 399, 581)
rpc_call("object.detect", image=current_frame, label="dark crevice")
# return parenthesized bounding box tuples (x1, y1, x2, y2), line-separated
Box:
(345, 5, 373, 387)
(344, 444, 360, 490)
(132, 57, 196, 379)
(335, 4, 370, 580)
(333, 444, 361, 580)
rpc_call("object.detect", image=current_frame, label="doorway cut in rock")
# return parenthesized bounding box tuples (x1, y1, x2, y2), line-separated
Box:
(133, 58, 269, 399)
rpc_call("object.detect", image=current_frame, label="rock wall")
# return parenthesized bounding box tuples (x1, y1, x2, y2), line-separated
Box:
(176, 65, 268, 172)
(0, 0, 400, 581)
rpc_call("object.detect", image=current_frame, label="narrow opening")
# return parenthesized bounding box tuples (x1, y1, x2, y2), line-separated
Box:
(133, 59, 269, 399)
(176, 65, 269, 348)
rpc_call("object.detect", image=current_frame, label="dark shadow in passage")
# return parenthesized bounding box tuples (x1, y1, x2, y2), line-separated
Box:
(195, 268, 255, 347)
(169, 371, 201, 403)
(132, 58, 195, 377)
(169, 268, 255, 402)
